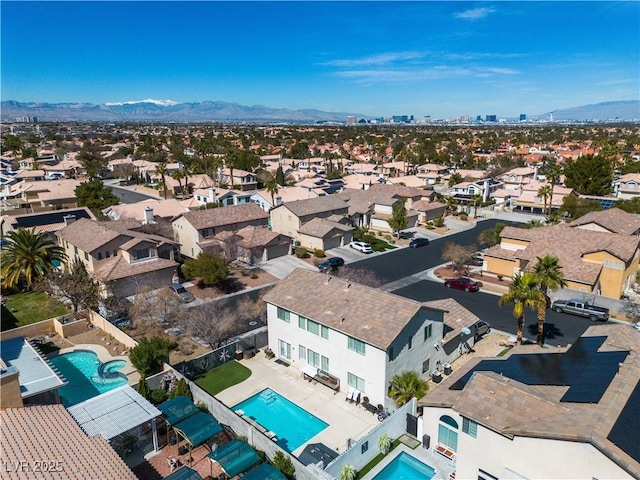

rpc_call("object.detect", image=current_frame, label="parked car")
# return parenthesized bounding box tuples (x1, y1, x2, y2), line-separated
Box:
(472, 320, 491, 339)
(169, 283, 196, 303)
(110, 317, 131, 328)
(444, 277, 480, 292)
(318, 256, 345, 272)
(393, 231, 413, 239)
(551, 299, 609, 322)
(409, 238, 430, 248)
(350, 241, 373, 254)
(468, 254, 484, 266)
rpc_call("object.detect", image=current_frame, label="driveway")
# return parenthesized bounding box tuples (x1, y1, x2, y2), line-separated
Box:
(260, 254, 317, 279)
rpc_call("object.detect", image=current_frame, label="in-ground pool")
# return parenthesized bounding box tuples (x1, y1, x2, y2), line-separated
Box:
(232, 388, 328, 453)
(373, 451, 436, 480)
(49, 350, 128, 406)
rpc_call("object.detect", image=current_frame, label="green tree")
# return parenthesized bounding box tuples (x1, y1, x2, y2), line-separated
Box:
(22, 145, 38, 161)
(388, 370, 428, 407)
(563, 154, 613, 196)
(2, 135, 23, 155)
(169, 377, 192, 400)
(75, 179, 119, 211)
(78, 140, 108, 178)
(265, 177, 279, 206)
(129, 336, 176, 376)
(272, 451, 294, 478)
(275, 164, 285, 185)
(136, 377, 151, 400)
(387, 198, 408, 234)
(546, 165, 562, 214)
(156, 161, 169, 199)
(340, 464, 356, 480)
(448, 172, 464, 187)
(532, 255, 567, 346)
(559, 195, 601, 219)
(616, 197, 640, 214)
(38, 261, 100, 312)
(498, 272, 545, 346)
(471, 193, 483, 218)
(181, 252, 229, 287)
(378, 433, 391, 455)
(171, 168, 186, 199)
(1, 228, 66, 290)
(477, 222, 506, 247)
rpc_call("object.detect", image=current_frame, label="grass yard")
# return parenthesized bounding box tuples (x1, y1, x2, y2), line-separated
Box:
(195, 360, 252, 396)
(1, 291, 69, 331)
(355, 438, 402, 479)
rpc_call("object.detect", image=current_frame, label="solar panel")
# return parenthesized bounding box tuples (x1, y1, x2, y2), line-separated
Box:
(449, 336, 629, 404)
(14, 209, 93, 228)
(608, 379, 640, 463)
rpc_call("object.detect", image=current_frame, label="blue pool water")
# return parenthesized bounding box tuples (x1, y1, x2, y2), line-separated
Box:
(232, 388, 328, 453)
(49, 350, 127, 406)
(373, 451, 436, 480)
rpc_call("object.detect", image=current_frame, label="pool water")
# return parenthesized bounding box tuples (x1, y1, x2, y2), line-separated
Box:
(373, 451, 436, 480)
(49, 350, 127, 406)
(232, 388, 328, 453)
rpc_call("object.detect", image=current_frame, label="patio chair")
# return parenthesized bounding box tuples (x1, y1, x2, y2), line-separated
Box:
(166, 456, 179, 472)
(346, 387, 355, 403)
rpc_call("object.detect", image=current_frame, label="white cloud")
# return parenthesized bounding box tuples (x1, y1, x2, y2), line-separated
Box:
(455, 7, 496, 21)
(332, 65, 519, 82)
(321, 51, 426, 68)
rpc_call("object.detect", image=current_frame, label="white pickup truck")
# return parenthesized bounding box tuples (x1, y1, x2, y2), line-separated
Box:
(551, 299, 610, 322)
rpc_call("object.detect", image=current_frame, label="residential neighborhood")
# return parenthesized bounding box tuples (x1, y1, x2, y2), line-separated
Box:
(1, 122, 640, 480)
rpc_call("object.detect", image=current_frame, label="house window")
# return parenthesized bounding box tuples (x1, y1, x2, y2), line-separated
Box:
(307, 349, 320, 368)
(113, 250, 117, 257)
(321, 355, 329, 372)
(422, 358, 430, 374)
(298, 316, 306, 329)
(348, 336, 366, 355)
(424, 324, 432, 340)
(277, 307, 290, 322)
(84, 252, 89, 261)
(307, 319, 320, 335)
(135, 248, 150, 260)
(98, 252, 102, 260)
(361, 441, 368, 454)
(462, 418, 478, 438)
(106, 251, 111, 258)
(320, 325, 329, 339)
(408, 334, 413, 350)
(347, 372, 365, 392)
(74, 246, 78, 254)
(299, 345, 306, 361)
(603, 259, 624, 270)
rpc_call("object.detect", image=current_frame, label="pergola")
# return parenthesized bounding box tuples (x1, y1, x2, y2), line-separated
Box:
(163, 466, 203, 480)
(206, 439, 261, 478)
(241, 463, 287, 480)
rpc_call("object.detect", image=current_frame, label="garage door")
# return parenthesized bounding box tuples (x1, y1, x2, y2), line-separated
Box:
(265, 242, 290, 260)
(323, 235, 342, 250)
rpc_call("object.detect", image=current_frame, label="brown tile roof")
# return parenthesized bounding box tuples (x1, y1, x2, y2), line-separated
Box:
(298, 218, 354, 238)
(568, 208, 640, 235)
(262, 268, 444, 349)
(281, 195, 349, 218)
(423, 298, 480, 344)
(235, 225, 289, 248)
(411, 200, 446, 212)
(95, 255, 178, 282)
(179, 203, 268, 230)
(497, 224, 640, 284)
(367, 183, 425, 199)
(0, 404, 137, 480)
(419, 325, 640, 478)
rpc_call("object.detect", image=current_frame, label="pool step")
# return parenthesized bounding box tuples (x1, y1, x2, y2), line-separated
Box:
(259, 390, 276, 404)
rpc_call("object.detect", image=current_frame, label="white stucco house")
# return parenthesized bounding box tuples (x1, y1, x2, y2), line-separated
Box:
(262, 269, 486, 409)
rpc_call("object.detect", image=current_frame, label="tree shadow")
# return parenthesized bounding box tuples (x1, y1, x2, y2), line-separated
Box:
(525, 322, 564, 343)
(1, 305, 19, 331)
(214, 277, 245, 294)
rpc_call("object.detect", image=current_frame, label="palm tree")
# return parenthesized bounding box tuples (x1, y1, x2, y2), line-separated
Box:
(378, 433, 391, 455)
(156, 161, 168, 199)
(545, 211, 561, 225)
(388, 371, 428, 407)
(471, 193, 483, 218)
(526, 219, 544, 228)
(171, 169, 186, 199)
(546, 165, 562, 215)
(265, 178, 279, 207)
(0, 228, 67, 290)
(532, 255, 567, 346)
(498, 272, 545, 345)
(537, 184, 552, 215)
(340, 464, 356, 480)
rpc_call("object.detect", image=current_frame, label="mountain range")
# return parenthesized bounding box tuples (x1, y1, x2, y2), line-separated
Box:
(1, 99, 638, 123)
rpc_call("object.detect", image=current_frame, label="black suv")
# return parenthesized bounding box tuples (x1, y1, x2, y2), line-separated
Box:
(318, 257, 345, 272)
(409, 238, 430, 248)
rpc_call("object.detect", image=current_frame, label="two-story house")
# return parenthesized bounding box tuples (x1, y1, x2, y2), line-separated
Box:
(613, 173, 640, 200)
(220, 168, 258, 191)
(56, 218, 179, 297)
(500, 166, 536, 190)
(483, 213, 640, 299)
(419, 325, 639, 480)
(269, 196, 352, 250)
(263, 269, 485, 409)
(172, 203, 269, 259)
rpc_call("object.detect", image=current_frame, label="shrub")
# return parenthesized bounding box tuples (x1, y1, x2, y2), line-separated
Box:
(294, 247, 309, 258)
(460, 213, 468, 221)
(168, 378, 192, 400)
(129, 336, 176, 376)
(150, 388, 167, 404)
(196, 400, 208, 412)
(136, 378, 151, 400)
(497, 274, 504, 281)
(272, 451, 294, 478)
(240, 270, 249, 277)
(250, 273, 258, 279)
(313, 249, 325, 258)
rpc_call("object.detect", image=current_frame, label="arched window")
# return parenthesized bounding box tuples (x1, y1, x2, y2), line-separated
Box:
(438, 415, 459, 451)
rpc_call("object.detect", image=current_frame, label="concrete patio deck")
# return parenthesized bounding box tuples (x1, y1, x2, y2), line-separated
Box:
(215, 351, 381, 457)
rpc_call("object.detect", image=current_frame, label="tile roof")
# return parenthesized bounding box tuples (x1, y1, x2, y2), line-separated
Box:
(419, 325, 640, 478)
(411, 200, 446, 212)
(281, 195, 349, 218)
(423, 298, 480, 344)
(103, 198, 188, 221)
(0, 404, 137, 480)
(567, 208, 640, 236)
(178, 203, 268, 230)
(367, 183, 426, 199)
(1, 207, 96, 234)
(95, 252, 178, 282)
(298, 217, 354, 238)
(262, 268, 444, 349)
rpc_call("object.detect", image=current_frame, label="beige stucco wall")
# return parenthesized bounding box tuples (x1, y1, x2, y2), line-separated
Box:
(500, 237, 530, 250)
(269, 205, 301, 239)
(0, 369, 24, 409)
(485, 256, 519, 278)
(172, 215, 201, 258)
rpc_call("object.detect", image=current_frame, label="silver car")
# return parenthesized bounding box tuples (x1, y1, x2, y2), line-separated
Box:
(169, 283, 195, 303)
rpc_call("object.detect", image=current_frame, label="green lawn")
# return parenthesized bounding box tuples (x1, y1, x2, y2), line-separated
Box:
(355, 438, 402, 479)
(1, 291, 69, 331)
(195, 360, 252, 396)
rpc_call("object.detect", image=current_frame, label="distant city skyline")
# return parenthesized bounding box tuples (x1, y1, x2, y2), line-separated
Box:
(2, 1, 639, 119)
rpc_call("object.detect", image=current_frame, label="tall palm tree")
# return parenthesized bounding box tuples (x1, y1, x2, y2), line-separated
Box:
(532, 255, 567, 346)
(1, 228, 67, 290)
(171, 169, 186, 199)
(265, 177, 279, 207)
(471, 193, 483, 218)
(388, 371, 428, 407)
(537, 184, 552, 215)
(498, 272, 545, 346)
(546, 165, 562, 215)
(156, 161, 168, 199)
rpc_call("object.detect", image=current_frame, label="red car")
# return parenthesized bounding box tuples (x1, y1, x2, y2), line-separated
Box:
(444, 277, 480, 292)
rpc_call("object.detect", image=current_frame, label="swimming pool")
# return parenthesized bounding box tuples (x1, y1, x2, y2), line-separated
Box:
(49, 350, 128, 406)
(372, 451, 436, 480)
(232, 388, 328, 453)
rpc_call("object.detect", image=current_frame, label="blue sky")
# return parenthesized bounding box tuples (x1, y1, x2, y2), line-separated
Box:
(2, 1, 638, 118)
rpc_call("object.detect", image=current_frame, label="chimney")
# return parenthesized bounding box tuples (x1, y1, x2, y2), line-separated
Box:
(143, 207, 154, 225)
(344, 280, 351, 292)
(274, 195, 282, 206)
(209, 186, 216, 202)
(483, 179, 490, 203)
(63, 214, 76, 226)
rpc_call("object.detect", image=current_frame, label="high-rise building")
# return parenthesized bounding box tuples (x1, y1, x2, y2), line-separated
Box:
(485, 115, 497, 122)
(519, 114, 527, 122)
(346, 116, 356, 126)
